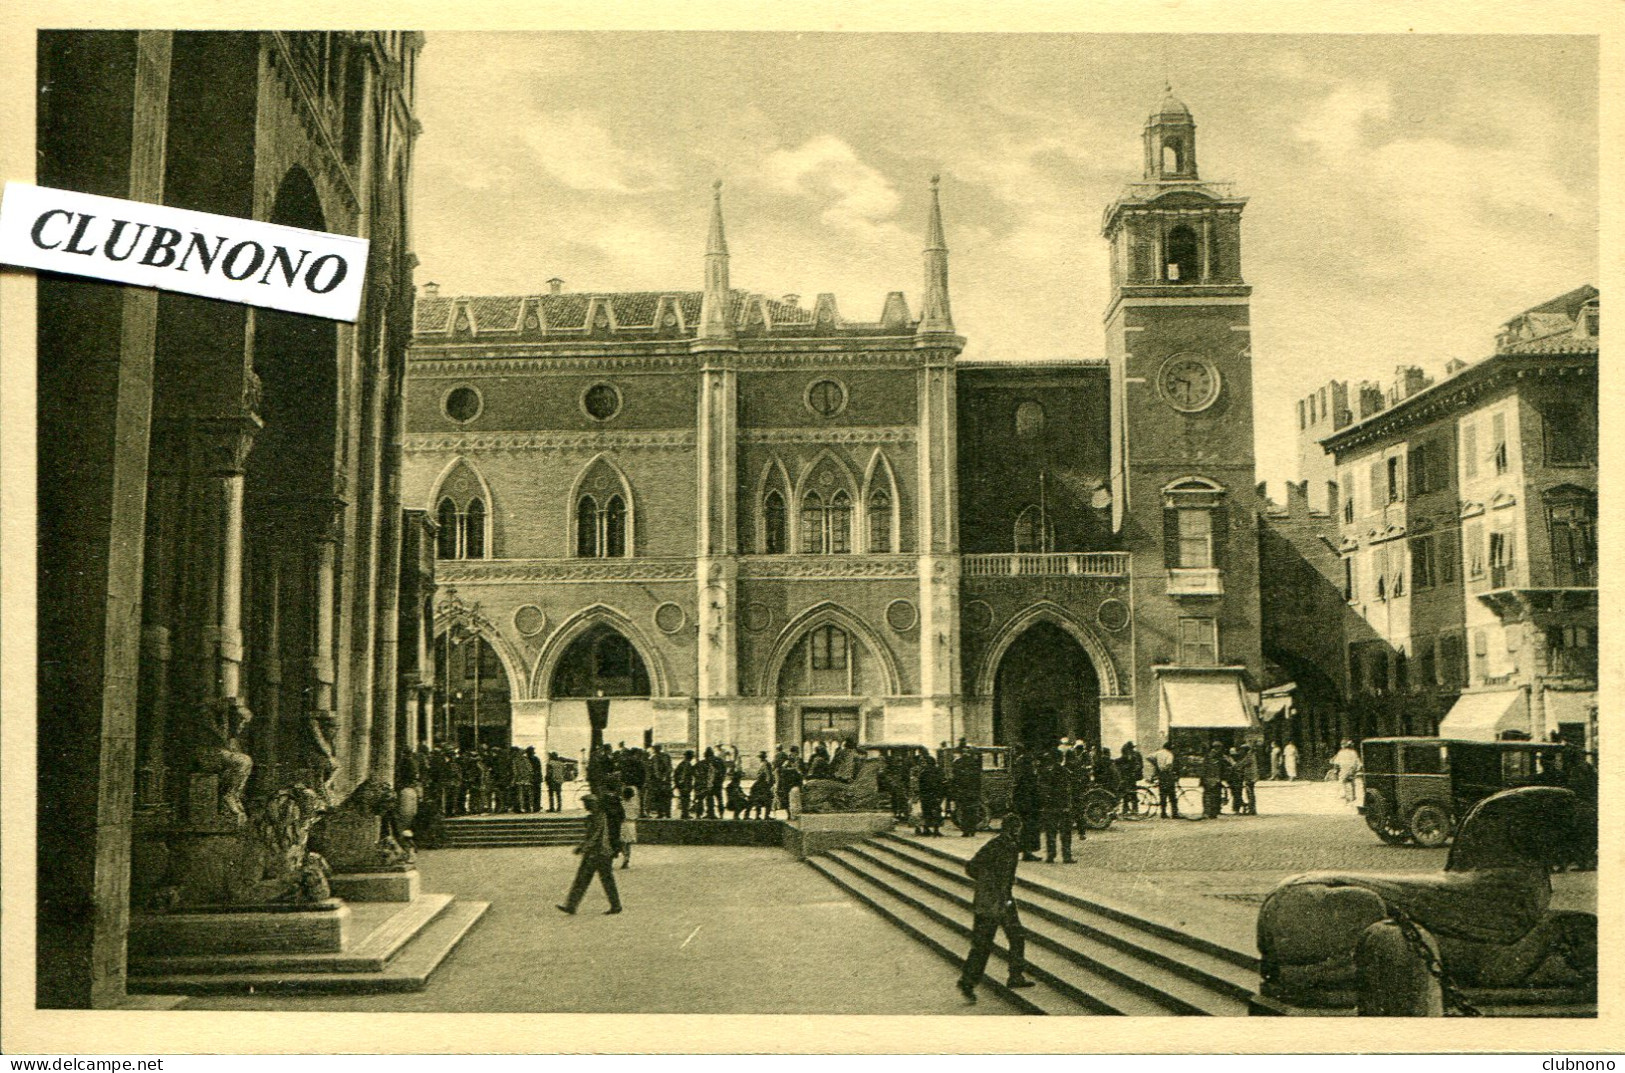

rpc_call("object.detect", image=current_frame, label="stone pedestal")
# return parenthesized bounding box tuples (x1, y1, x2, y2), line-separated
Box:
(331, 868, 420, 903)
(129, 899, 349, 956)
(783, 811, 896, 859)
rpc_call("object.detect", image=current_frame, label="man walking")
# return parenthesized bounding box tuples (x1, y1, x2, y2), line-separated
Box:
(957, 814, 1035, 1003)
(915, 750, 945, 836)
(556, 793, 623, 915)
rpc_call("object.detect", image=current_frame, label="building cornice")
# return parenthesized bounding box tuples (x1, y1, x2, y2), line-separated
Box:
(404, 429, 696, 454)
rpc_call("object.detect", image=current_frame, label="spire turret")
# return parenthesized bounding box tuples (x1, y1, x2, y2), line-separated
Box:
(917, 174, 954, 335)
(697, 180, 733, 341)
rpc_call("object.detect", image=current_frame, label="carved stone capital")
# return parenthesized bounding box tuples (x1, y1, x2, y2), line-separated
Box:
(191, 415, 263, 477)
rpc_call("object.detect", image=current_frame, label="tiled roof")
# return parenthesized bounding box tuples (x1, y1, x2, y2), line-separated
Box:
(1497, 334, 1599, 356)
(412, 288, 917, 340)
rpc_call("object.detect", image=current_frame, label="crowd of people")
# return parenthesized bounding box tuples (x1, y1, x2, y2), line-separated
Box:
(396, 742, 576, 820)
(393, 735, 1300, 836)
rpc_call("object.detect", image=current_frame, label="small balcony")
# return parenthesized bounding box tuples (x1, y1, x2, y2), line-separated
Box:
(962, 552, 1130, 578)
(1547, 648, 1598, 682)
(1166, 567, 1224, 596)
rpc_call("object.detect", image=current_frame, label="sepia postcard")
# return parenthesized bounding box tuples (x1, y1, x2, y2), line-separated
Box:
(1, 0, 1620, 1057)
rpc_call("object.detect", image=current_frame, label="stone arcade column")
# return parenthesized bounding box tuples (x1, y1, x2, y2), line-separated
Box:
(35, 30, 174, 1008)
(192, 418, 260, 707)
(306, 498, 347, 798)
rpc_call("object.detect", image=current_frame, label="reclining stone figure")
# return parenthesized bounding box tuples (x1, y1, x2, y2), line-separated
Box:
(1257, 786, 1596, 1015)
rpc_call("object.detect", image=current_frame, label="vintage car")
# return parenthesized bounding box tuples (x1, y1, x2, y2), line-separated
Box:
(1359, 736, 1575, 848)
(936, 744, 1012, 824)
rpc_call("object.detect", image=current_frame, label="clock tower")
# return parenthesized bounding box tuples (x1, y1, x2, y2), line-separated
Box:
(1102, 89, 1265, 748)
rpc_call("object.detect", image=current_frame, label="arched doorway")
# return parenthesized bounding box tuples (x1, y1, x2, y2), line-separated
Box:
(993, 621, 1101, 748)
(551, 624, 652, 754)
(435, 632, 514, 750)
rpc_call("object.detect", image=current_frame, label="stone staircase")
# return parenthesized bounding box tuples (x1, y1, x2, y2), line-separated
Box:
(439, 813, 586, 848)
(807, 832, 1258, 1016)
(127, 893, 488, 995)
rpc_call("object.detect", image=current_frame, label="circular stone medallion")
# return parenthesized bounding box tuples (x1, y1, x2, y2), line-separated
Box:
(1097, 597, 1130, 633)
(885, 599, 919, 633)
(654, 602, 687, 635)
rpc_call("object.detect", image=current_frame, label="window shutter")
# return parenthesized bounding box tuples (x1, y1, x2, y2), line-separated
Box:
(1210, 502, 1229, 570)
(1369, 461, 1383, 507)
(1163, 507, 1180, 568)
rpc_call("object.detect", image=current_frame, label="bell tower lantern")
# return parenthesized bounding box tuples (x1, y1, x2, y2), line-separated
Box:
(1144, 87, 1198, 181)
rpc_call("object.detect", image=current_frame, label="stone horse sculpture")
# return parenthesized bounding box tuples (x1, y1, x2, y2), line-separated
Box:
(1257, 786, 1596, 1015)
(800, 756, 888, 814)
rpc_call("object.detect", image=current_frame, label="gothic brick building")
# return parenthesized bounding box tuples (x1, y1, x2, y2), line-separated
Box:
(404, 92, 1268, 766)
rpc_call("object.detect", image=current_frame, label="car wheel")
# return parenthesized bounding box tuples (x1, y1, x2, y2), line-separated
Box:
(1409, 803, 1453, 847)
(1081, 794, 1116, 830)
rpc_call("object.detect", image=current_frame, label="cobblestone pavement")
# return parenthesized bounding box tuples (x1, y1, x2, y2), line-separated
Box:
(179, 845, 1017, 1015)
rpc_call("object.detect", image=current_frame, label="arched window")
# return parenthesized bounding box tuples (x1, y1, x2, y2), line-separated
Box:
(576, 495, 598, 557)
(437, 498, 459, 559)
(1166, 224, 1199, 283)
(1162, 139, 1183, 173)
(464, 498, 486, 559)
(800, 491, 825, 554)
(575, 493, 629, 559)
(432, 459, 493, 560)
(867, 488, 892, 553)
(604, 495, 627, 558)
(1014, 504, 1052, 553)
(764, 490, 788, 554)
(810, 624, 849, 671)
(435, 494, 487, 560)
(829, 491, 852, 554)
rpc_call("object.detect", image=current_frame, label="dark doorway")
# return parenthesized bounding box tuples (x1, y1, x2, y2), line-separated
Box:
(551, 624, 651, 698)
(992, 620, 1100, 748)
(435, 632, 513, 748)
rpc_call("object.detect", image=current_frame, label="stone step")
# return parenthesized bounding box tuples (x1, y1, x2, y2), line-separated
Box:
(129, 898, 488, 995)
(846, 841, 1250, 1015)
(440, 836, 580, 846)
(871, 836, 1258, 1005)
(885, 832, 1260, 975)
(823, 846, 1176, 1016)
(130, 894, 453, 977)
(803, 857, 1051, 1015)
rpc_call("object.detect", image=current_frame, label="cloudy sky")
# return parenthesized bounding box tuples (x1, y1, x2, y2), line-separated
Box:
(411, 32, 1597, 489)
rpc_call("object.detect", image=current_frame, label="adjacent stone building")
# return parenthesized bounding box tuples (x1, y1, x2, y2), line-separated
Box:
(37, 30, 423, 1007)
(404, 92, 1269, 766)
(1276, 285, 1598, 751)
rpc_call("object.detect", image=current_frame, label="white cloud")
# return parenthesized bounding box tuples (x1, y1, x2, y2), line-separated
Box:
(520, 111, 670, 195)
(757, 135, 904, 242)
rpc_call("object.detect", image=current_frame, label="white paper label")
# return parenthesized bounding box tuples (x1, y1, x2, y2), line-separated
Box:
(0, 182, 369, 322)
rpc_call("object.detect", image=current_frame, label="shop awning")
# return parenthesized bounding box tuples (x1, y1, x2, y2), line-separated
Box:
(1543, 690, 1595, 730)
(1160, 673, 1253, 729)
(1438, 689, 1528, 740)
(1258, 695, 1292, 723)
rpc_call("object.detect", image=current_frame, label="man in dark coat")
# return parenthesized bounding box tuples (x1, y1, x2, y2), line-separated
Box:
(1117, 742, 1143, 814)
(647, 744, 674, 818)
(556, 792, 622, 915)
(675, 749, 696, 819)
(1036, 751, 1075, 863)
(807, 744, 832, 779)
(525, 746, 543, 813)
(915, 750, 945, 836)
(1011, 751, 1042, 861)
(1200, 742, 1230, 819)
(956, 813, 1034, 1003)
(951, 747, 983, 836)
(1064, 746, 1091, 843)
(778, 751, 805, 813)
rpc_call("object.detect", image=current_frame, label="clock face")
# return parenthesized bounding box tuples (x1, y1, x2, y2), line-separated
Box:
(1159, 356, 1221, 412)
